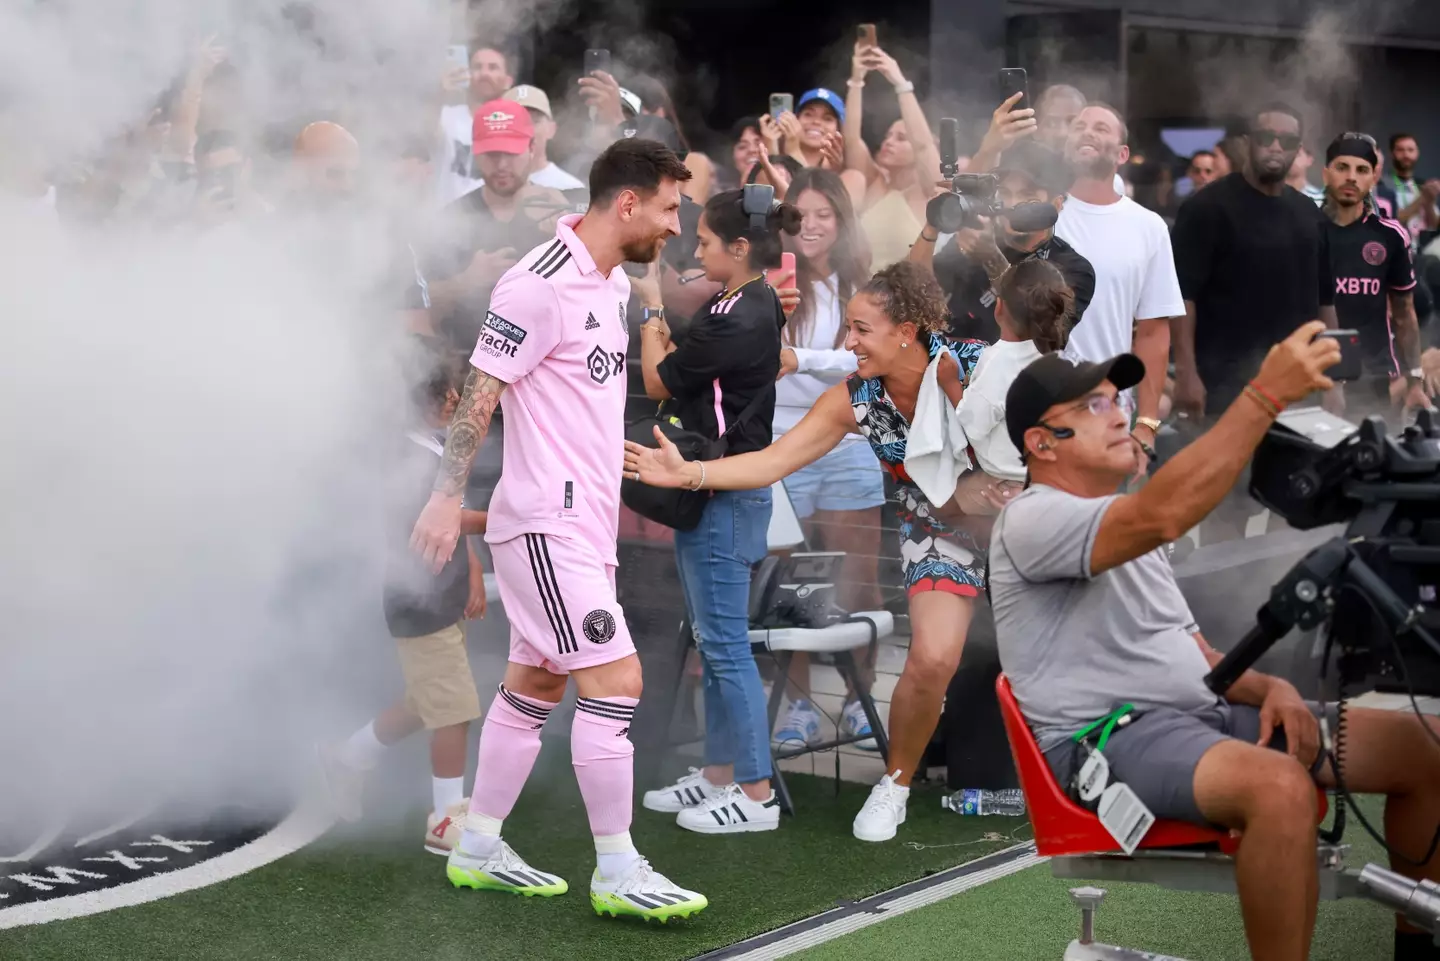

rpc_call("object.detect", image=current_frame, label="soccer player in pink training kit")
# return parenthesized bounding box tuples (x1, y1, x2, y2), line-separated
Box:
(410, 138, 707, 922)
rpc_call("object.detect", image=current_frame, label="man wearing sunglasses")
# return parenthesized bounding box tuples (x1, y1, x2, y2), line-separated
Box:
(1172, 103, 1340, 426)
(990, 333, 1440, 961)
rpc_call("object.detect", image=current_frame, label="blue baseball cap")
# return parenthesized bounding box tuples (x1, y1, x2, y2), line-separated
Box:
(797, 88, 845, 124)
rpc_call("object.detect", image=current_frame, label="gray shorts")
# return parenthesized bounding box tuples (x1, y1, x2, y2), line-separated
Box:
(1044, 701, 1336, 826)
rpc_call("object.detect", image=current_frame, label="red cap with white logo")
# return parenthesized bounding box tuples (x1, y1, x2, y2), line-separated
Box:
(472, 99, 534, 155)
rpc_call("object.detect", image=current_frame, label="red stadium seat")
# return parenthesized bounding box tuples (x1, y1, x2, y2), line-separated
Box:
(996, 674, 1325, 858)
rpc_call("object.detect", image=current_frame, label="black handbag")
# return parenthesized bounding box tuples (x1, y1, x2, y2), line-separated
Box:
(621, 389, 771, 531)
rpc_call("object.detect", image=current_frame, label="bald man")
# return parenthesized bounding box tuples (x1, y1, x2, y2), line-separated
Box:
(294, 121, 360, 200)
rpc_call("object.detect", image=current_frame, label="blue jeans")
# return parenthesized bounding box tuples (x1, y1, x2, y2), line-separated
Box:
(674, 488, 773, 785)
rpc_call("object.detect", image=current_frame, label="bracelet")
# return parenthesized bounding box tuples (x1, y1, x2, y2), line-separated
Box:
(1247, 380, 1283, 414)
(1242, 384, 1280, 418)
(846, 78, 865, 89)
(641, 324, 667, 336)
(688, 461, 706, 491)
(920, 229, 939, 243)
(893, 81, 915, 94)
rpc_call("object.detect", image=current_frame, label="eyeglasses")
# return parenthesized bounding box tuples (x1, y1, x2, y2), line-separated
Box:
(1036, 392, 1117, 435)
(1251, 130, 1303, 151)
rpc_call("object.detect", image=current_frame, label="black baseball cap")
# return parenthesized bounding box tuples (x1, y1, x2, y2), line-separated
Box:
(1005, 353, 1146, 455)
(994, 140, 1074, 196)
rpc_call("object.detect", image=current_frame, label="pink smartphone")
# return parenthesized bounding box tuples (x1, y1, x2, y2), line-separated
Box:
(766, 251, 797, 289)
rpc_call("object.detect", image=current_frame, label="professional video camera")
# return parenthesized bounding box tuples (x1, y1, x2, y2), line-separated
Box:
(1206, 408, 1440, 700)
(925, 117, 1061, 235)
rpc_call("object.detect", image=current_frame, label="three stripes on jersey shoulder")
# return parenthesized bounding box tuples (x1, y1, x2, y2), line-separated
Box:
(531, 240, 571, 280)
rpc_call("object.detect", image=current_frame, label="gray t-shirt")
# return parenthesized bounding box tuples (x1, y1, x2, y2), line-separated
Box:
(989, 484, 1219, 750)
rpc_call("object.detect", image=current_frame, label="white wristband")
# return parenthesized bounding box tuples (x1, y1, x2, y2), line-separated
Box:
(893, 81, 915, 94)
(846, 79, 865, 89)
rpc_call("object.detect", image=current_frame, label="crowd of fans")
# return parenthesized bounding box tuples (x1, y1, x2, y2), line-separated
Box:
(12, 23, 1440, 948)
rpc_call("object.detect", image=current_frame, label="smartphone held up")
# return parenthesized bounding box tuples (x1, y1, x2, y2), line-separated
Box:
(768, 92, 793, 120)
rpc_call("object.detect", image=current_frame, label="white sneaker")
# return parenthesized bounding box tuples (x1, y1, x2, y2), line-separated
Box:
(316, 743, 366, 823)
(840, 699, 880, 751)
(676, 783, 781, 835)
(853, 770, 909, 843)
(590, 857, 708, 923)
(772, 698, 823, 750)
(642, 768, 727, 814)
(423, 800, 468, 856)
(446, 841, 568, 897)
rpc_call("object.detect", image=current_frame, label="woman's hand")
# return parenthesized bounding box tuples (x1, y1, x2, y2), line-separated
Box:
(777, 347, 800, 380)
(776, 285, 801, 318)
(758, 113, 783, 156)
(863, 47, 907, 88)
(818, 131, 846, 171)
(624, 427, 695, 489)
(628, 262, 664, 310)
(776, 111, 804, 146)
(937, 349, 961, 387)
(850, 41, 873, 83)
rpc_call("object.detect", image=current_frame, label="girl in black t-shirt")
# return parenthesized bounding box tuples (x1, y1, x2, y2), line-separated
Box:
(633, 188, 799, 834)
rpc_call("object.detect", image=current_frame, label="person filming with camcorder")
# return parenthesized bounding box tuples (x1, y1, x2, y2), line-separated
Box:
(910, 125, 1095, 345)
(989, 324, 1440, 961)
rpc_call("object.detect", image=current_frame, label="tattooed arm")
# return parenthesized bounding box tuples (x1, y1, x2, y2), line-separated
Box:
(410, 367, 506, 572)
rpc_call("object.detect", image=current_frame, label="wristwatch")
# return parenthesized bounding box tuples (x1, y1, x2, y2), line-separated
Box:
(1409, 367, 1425, 385)
(643, 307, 666, 323)
(1134, 416, 1162, 435)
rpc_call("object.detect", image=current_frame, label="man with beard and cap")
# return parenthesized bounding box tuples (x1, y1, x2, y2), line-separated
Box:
(1053, 103, 1180, 475)
(1320, 132, 1426, 414)
(1171, 102, 1340, 423)
(989, 335, 1440, 961)
(424, 99, 569, 349)
(409, 138, 711, 922)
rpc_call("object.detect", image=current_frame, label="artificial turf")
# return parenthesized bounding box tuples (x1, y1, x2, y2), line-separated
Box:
(0, 762, 1017, 961)
(798, 795, 1397, 961)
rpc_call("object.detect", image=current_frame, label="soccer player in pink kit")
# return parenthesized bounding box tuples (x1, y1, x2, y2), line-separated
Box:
(410, 138, 707, 921)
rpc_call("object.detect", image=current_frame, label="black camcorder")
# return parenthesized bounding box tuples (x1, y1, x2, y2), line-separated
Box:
(925, 116, 1060, 235)
(1206, 409, 1440, 700)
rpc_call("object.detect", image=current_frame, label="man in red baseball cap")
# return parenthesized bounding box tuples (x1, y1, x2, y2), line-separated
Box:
(472, 98, 535, 197)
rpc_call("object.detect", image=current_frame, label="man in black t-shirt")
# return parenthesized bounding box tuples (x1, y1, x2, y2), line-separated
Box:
(910, 141, 1095, 343)
(1172, 102, 1339, 418)
(1320, 133, 1426, 413)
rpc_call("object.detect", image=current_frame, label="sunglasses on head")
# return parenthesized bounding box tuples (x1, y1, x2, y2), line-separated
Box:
(1251, 130, 1302, 151)
(1339, 131, 1378, 147)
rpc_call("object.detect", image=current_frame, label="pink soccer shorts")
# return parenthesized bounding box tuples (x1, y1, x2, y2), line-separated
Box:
(490, 533, 637, 674)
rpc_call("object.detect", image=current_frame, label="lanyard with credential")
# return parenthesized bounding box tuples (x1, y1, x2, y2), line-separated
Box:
(1071, 703, 1138, 754)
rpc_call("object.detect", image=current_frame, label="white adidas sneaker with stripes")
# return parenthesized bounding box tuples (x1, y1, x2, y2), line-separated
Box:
(675, 783, 781, 834)
(641, 768, 727, 814)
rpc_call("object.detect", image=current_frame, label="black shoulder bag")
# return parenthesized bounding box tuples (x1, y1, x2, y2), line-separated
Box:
(621, 388, 771, 532)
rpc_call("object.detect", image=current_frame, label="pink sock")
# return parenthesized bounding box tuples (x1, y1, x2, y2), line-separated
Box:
(468, 685, 558, 822)
(571, 696, 638, 837)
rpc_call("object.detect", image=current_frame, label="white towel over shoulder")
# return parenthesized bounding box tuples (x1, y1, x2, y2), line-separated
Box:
(904, 347, 972, 507)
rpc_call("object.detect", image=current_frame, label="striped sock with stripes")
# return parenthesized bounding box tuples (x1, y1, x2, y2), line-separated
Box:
(466, 685, 559, 840)
(572, 696, 638, 839)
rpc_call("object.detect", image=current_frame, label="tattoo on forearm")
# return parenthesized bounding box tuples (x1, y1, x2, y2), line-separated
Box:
(435, 369, 505, 497)
(1392, 295, 1421, 369)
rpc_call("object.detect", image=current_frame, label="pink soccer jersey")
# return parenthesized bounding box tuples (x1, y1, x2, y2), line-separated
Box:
(470, 215, 632, 566)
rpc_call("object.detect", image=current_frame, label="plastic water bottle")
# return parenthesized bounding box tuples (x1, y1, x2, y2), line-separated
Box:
(942, 788, 1026, 816)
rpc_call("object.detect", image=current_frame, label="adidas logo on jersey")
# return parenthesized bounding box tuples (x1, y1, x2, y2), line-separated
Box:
(584, 313, 601, 330)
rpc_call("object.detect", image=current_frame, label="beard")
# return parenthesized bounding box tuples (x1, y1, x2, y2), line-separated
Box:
(1068, 144, 1119, 181)
(621, 235, 665, 264)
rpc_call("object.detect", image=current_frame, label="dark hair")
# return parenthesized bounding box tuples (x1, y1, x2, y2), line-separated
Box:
(1253, 101, 1303, 136)
(1190, 149, 1215, 163)
(408, 344, 463, 415)
(702, 188, 802, 269)
(627, 75, 689, 153)
(745, 154, 802, 184)
(468, 43, 513, 73)
(858, 261, 950, 336)
(588, 138, 693, 207)
(1390, 132, 1417, 151)
(730, 116, 761, 143)
(1086, 101, 1128, 144)
(996, 259, 1073, 353)
(783, 167, 871, 348)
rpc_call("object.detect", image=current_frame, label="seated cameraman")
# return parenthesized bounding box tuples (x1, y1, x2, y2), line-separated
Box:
(910, 140, 1095, 343)
(989, 325, 1440, 961)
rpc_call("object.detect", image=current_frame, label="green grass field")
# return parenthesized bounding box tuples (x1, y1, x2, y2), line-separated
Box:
(0, 765, 1015, 961)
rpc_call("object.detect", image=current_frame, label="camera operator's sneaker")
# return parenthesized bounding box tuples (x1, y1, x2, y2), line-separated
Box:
(772, 698, 822, 750)
(676, 784, 781, 835)
(447, 842, 568, 897)
(643, 768, 727, 813)
(423, 800, 468, 856)
(590, 857, 708, 923)
(853, 771, 909, 843)
(840, 699, 879, 751)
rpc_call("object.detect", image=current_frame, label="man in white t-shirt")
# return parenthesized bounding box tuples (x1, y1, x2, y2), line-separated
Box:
(1056, 103, 1183, 468)
(435, 46, 516, 204)
(503, 85, 585, 193)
